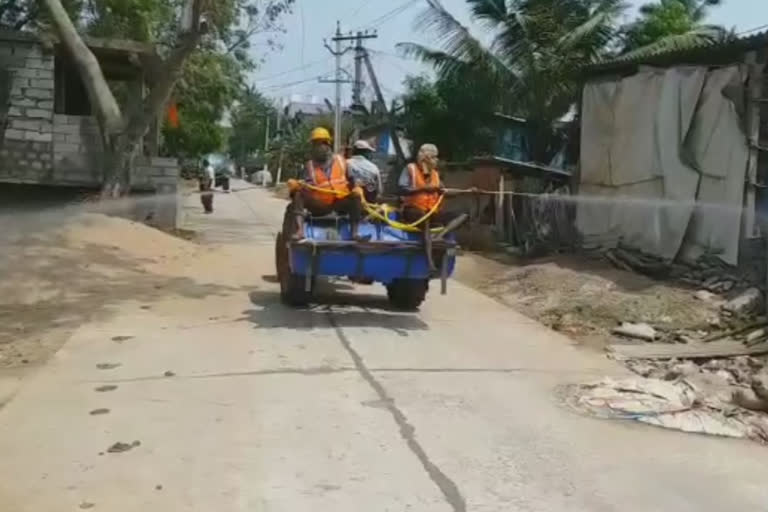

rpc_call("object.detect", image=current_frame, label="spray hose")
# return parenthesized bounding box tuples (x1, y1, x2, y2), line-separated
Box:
(291, 180, 444, 234)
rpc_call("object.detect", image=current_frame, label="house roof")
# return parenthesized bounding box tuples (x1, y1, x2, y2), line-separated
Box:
(471, 156, 571, 181)
(585, 29, 768, 75)
(0, 29, 157, 55)
(0, 29, 161, 80)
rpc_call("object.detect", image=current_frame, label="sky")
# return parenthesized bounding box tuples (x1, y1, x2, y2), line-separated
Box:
(251, 0, 768, 107)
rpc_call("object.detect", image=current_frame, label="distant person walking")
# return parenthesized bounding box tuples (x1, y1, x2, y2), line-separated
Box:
(200, 159, 215, 214)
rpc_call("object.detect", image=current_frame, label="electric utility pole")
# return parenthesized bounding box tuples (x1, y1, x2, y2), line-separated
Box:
(362, 48, 406, 163)
(322, 22, 375, 153)
(353, 30, 377, 109)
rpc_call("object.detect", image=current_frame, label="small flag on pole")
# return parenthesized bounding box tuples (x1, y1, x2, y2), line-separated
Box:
(167, 102, 179, 129)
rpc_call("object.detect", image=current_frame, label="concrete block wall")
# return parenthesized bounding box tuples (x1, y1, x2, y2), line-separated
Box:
(0, 39, 55, 183)
(0, 35, 180, 228)
(52, 114, 104, 184)
(132, 156, 181, 228)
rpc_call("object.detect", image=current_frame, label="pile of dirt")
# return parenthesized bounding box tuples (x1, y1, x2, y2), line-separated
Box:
(456, 253, 721, 350)
(0, 212, 201, 369)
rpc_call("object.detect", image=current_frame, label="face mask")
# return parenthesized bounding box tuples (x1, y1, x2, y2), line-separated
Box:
(312, 144, 330, 161)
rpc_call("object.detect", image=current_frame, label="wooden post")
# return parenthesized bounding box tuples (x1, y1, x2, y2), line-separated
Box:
(496, 171, 505, 241)
(507, 178, 518, 245)
(744, 51, 763, 239)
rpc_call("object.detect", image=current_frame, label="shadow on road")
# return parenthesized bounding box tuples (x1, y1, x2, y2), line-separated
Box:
(245, 288, 429, 335)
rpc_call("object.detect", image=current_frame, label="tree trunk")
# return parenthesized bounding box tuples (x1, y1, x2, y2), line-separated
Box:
(42, 0, 123, 134)
(101, 136, 140, 199)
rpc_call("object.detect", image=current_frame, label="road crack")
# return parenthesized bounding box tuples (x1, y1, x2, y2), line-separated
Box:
(328, 313, 466, 512)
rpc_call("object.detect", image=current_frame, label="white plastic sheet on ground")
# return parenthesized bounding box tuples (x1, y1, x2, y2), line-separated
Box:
(565, 377, 768, 442)
(577, 65, 749, 265)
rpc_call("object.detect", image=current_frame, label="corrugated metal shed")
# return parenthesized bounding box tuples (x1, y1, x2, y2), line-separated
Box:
(585, 30, 768, 76)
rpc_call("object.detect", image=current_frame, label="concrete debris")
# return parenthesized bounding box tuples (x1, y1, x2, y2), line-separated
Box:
(609, 339, 768, 360)
(723, 288, 764, 316)
(662, 361, 700, 381)
(603, 247, 762, 294)
(614, 356, 768, 442)
(567, 376, 768, 443)
(746, 328, 767, 344)
(612, 322, 656, 342)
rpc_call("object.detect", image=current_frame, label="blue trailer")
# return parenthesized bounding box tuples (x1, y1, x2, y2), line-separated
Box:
(275, 211, 459, 310)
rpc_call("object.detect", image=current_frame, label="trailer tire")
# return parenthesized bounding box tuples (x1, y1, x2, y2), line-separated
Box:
(276, 232, 312, 307)
(283, 274, 312, 307)
(387, 279, 428, 311)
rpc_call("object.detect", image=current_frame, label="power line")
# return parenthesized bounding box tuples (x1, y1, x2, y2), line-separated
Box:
(261, 76, 322, 90)
(369, 50, 414, 77)
(351, 0, 375, 18)
(254, 58, 331, 83)
(299, 0, 306, 68)
(353, 0, 420, 32)
(737, 23, 768, 36)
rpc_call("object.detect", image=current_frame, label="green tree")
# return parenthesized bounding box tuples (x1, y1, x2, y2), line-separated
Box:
(398, 74, 497, 161)
(0, 0, 82, 31)
(228, 87, 275, 163)
(398, 0, 624, 162)
(163, 52, 244, 158)
(80, 0, 294, 160)
(621, 0, 730, 55)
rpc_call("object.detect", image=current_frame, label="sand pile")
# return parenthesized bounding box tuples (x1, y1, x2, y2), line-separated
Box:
(63, 213, 195, 261)
(0, 213, 201, 368)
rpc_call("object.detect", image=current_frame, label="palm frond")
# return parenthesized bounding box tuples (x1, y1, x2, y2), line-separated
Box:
(620, 25, 728, 59)
(693, 0, 723, 22)
(396, 42, 470, 77)
(415, 0, 493, 63)
(465, 0, 508, 29)
(409, 0, 520, 83)
(556, 0, 626, 60)
(488, 5, 534, 65)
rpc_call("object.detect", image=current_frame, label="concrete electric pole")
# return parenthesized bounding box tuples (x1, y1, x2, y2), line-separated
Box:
(353, 30, 377, 110)
(322, 22, 376, 153)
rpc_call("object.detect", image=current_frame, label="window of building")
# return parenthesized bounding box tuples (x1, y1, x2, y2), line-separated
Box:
(54, 55, 91, 116)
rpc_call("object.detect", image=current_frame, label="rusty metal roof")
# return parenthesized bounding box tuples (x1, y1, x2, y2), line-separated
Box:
(585, 29, 768, 75)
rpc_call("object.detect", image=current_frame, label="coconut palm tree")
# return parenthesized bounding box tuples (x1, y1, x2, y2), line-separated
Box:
(621, 0, 731, 57)
(397, 0, 626, 162)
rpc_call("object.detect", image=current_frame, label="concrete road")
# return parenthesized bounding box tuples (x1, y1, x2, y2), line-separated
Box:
(0, 182, 766, 511)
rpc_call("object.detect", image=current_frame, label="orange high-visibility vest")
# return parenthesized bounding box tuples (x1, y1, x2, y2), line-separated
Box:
(306, 155, 349, 205)
(403, 163, 441, 212)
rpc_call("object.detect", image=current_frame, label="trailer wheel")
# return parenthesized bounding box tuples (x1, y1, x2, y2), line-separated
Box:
(387, 279, 428, 311)
(275, 232, 312, 307)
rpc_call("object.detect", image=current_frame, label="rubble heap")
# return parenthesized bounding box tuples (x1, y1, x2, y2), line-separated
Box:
(604, 246, 764, 295)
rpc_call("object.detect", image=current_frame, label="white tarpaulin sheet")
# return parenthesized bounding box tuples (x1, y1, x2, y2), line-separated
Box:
(577, 65, 749, 265)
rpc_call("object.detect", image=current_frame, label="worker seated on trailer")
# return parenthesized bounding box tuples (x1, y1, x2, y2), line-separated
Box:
(289, 127, 365, 240)
(346, 140, 383, 203)
(398, 143, 453, 226)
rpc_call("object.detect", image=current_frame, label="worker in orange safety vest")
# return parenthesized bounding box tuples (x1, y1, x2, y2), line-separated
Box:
(287, 127, 365, 240)
(397, 143, 454, 226)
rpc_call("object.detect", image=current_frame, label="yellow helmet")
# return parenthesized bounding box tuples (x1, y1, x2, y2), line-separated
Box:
(309, 127, 332, 143)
